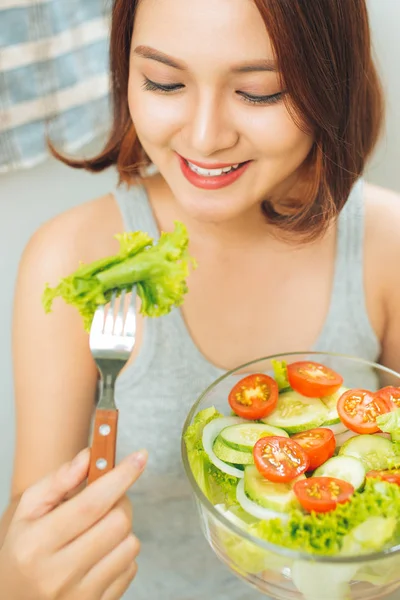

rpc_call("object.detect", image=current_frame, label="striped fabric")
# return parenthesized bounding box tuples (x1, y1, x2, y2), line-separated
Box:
(0, 0, 112, 173)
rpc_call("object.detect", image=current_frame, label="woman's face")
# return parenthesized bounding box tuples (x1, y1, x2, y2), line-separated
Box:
(128, 0, 314, 223)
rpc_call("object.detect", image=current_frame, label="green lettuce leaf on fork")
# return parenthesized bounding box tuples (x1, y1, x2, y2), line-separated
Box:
(42, 221, 196, 331)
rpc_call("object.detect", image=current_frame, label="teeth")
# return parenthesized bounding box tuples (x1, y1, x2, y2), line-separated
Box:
(187, 161, 241, 177)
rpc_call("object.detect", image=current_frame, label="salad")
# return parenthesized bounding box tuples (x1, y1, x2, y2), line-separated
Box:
(42, 221, 196, 330)
(184, 359, 400, 565)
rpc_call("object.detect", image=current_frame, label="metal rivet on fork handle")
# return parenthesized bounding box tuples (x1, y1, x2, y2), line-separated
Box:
(99, 424, 111, 436)
(96, 458, 108, 470)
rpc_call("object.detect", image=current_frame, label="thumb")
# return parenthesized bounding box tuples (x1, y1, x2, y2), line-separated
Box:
(14, 448, 90, 522)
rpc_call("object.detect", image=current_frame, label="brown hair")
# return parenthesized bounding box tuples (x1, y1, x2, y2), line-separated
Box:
(53, 0, 384, 240)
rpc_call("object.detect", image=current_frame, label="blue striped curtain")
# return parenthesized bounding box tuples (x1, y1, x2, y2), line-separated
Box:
(0, 0, 112, 173)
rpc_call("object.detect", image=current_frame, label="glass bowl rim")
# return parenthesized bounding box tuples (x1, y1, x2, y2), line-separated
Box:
(181, 350, 400, 564)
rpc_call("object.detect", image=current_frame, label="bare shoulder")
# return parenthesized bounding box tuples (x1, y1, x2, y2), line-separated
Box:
(364, 182, 400, 264)
(21, 192, 123, 278)
(364, 181, 400, 233)
(364, 183, 400, 369)
(363, 182, 400, 344)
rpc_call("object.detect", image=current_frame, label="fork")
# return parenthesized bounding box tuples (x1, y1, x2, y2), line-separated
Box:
(87, 285, 136, 484)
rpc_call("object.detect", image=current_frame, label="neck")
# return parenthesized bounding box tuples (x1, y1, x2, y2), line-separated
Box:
(150, 176, 284, 251)
(186, 204, 276, 250)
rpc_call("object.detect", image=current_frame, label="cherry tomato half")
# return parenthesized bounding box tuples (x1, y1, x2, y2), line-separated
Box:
(253, 436, 310, 483)
(376, 386, 400, 411)
(293, 477, 354, 513)
(366, 470, 400, 486)
(228, 374, 278, 420)
(337, 389, 392, 434)
(287, 361, 343, 398)
(291, 428, 336, 471)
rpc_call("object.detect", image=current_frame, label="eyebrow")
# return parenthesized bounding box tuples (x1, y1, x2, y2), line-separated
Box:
(133, 45, 278, 73)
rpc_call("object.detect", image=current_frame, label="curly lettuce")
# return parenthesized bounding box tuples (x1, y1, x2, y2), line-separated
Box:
(376, 409, 400, 466)
(184, 407, 238, 507)
(42, 221, 196, 330)
(250, 478, 400, 556)
(291, 517, 398, 600)
(377, 408, 400, 443)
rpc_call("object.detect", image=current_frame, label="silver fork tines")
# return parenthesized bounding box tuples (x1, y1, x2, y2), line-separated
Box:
(90, 285, 137, 403)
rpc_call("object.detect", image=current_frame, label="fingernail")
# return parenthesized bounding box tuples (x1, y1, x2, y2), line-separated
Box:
(128, 449, 148, 470)
(70, 448, 89, 469)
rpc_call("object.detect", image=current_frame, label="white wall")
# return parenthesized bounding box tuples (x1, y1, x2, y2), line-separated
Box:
(366, 0, 400, 191)
(0, 1, 399, 513)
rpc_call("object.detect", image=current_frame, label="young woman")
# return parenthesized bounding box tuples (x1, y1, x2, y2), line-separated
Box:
(1, 0, 400, 599)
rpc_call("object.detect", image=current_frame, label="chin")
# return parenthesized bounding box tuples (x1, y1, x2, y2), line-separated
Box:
(174, 186, 260, 223)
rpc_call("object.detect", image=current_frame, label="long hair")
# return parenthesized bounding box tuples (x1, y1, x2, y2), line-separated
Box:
(52, 0, 384, 240)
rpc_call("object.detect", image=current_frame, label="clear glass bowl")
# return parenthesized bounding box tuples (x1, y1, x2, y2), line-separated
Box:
(181, 352, 400, 600)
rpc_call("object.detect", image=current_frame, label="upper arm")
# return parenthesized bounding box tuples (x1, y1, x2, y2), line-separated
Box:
(365, 184, 400, 374)
(381, 258, 400, 375)
(10, 203, 110, 499)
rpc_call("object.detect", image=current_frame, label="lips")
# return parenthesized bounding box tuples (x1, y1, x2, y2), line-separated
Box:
(177, 154, 251, 190)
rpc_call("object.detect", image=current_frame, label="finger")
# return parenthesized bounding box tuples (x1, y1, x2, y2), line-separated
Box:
(14, 449, 90, 522)
(115, 494, 133, 522)
(101, 562, 138, 600)
(79, 534, 140, 597)
(42, 450, 147, 549)
(55, 498, 133, 579)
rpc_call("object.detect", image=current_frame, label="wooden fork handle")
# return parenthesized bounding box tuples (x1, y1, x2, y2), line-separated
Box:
(88, 409, 119, 484)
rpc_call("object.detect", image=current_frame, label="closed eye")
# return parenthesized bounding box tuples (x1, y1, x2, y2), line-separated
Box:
(236, 91, 284, 106)
(142, 77, 184, 93)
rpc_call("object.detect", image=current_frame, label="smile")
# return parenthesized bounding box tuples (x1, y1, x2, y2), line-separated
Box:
(186, 160, 242, 177)
(177, 154, 251, 190)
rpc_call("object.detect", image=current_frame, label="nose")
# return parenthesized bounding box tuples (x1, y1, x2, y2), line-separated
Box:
(186, 91, 239, 157)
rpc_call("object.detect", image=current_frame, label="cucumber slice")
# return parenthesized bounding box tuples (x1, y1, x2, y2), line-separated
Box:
(341, 517, 397, 556)
(215, 503, 258, 526)
(339, 434, 398, 471)
(220, 423, 288, 453)
(202, 416, 248, 478)
(314, 456, 366, 490)
(243, 465, 302, 512)
(320, 386, 348, 426)
(228, 503, 259, 525)
(261, 390, 328, 434)
(321, 421, 348, 436)
(236, 479, 289, 522)
(213, 436, 254, 465)
(335, 430, 358, 447)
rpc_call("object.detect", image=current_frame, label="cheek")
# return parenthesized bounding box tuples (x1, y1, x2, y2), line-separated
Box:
(246, 103, 313, 161)
(128, 74, 184, 147)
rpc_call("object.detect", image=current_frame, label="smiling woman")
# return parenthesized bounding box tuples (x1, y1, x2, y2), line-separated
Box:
(56, 0, 382, 239)
(4, 1, 400, 600)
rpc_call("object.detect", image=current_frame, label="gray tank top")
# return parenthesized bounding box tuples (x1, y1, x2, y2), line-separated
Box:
(113, 180, 380, 600)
